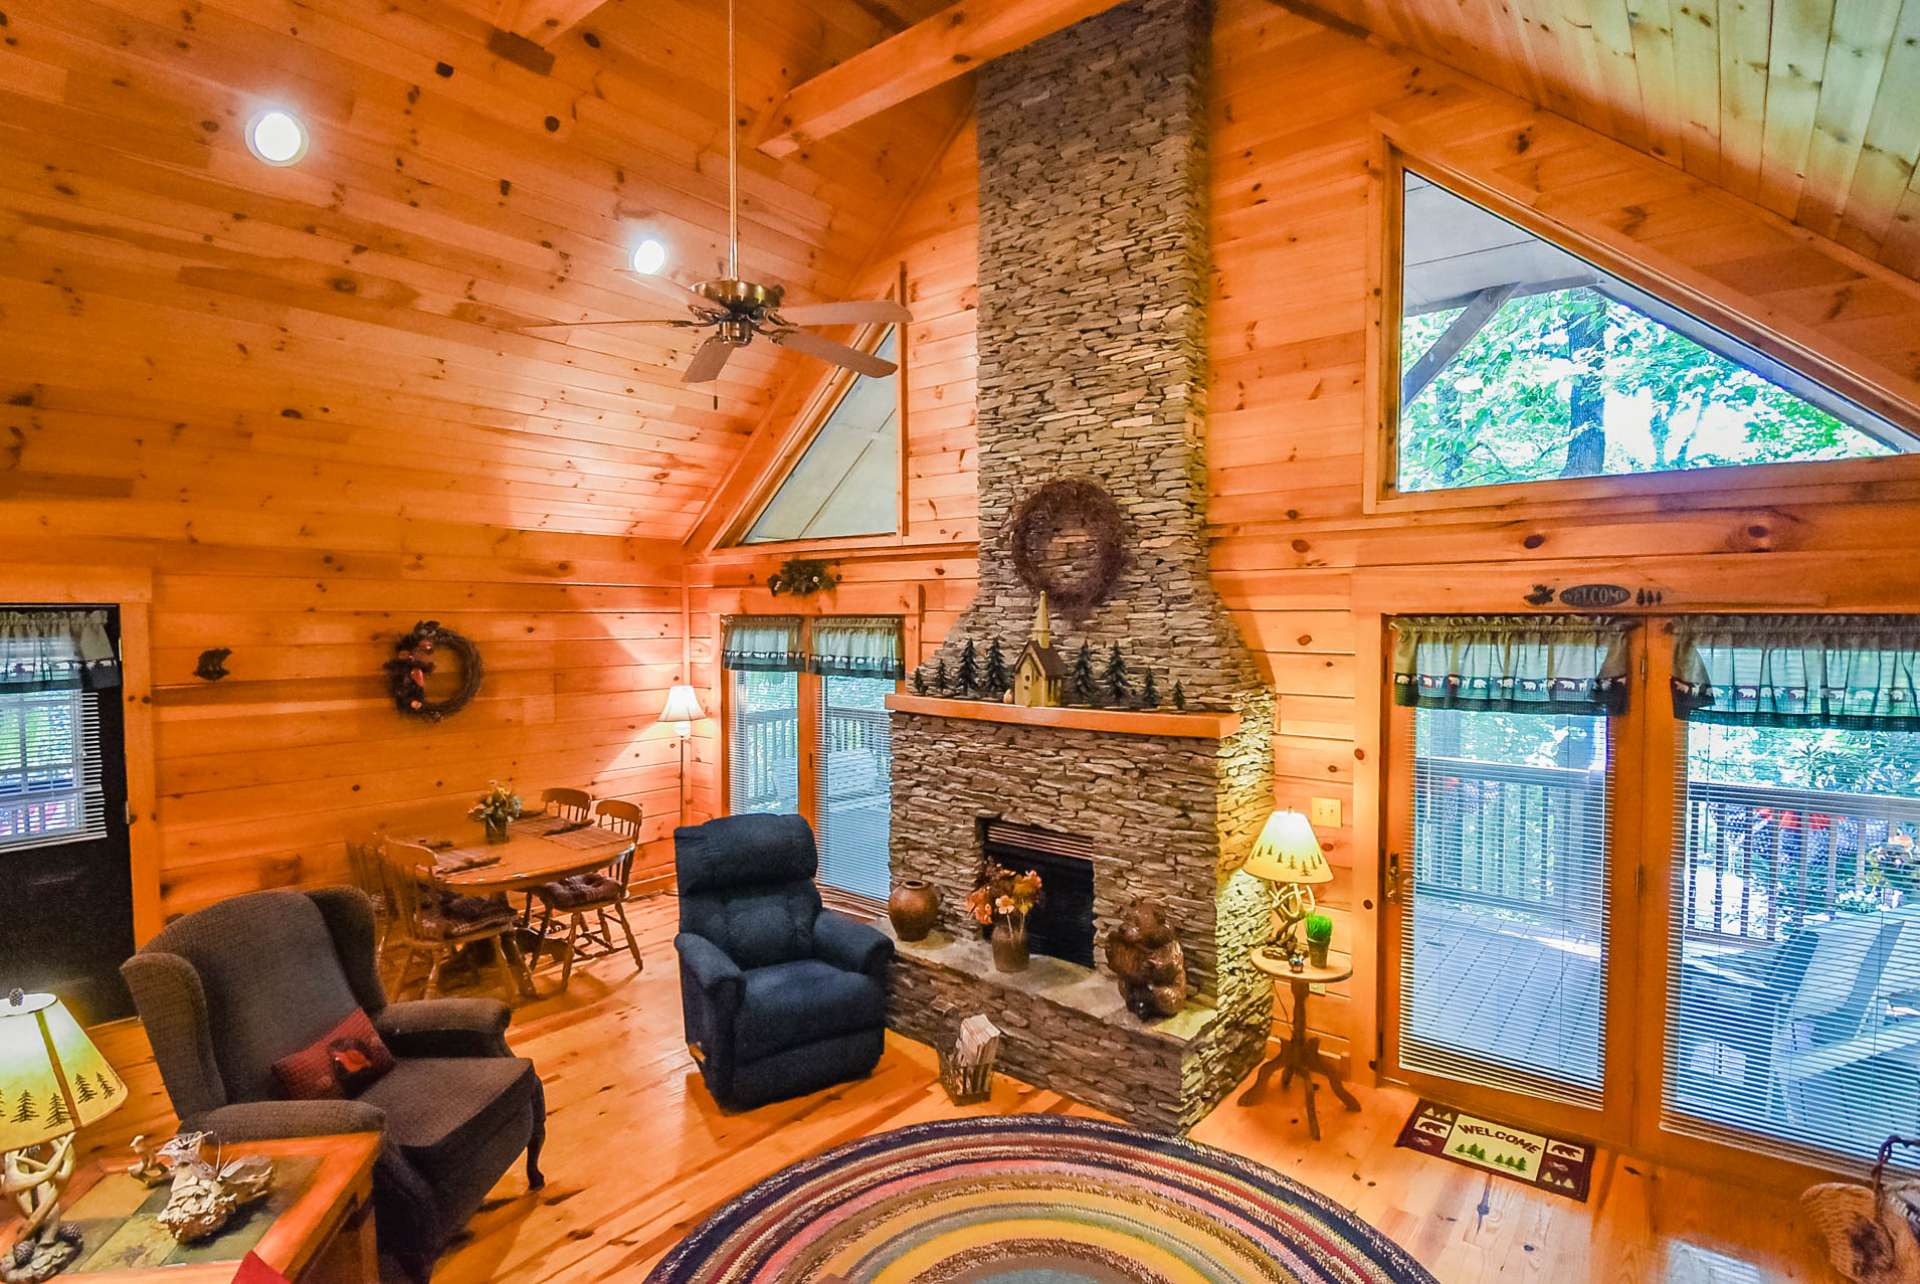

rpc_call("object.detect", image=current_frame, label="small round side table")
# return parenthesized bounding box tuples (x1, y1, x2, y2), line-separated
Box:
(1238, 946, 1360, 1139)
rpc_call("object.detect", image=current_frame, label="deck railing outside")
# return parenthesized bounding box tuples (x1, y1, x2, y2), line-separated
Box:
(1415, 754, 1920, 945)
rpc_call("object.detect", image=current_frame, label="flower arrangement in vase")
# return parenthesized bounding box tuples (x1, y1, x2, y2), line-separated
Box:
(967, 861, 1043, 973)
(469, 780, 522, 844)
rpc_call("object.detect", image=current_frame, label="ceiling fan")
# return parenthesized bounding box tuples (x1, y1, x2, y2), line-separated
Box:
(523, 0, 910, 385)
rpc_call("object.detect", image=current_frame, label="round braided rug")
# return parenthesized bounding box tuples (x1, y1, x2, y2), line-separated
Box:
(647, 1114, 1438, 1284)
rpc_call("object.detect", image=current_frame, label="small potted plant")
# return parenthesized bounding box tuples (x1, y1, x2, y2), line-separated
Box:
(967, 862, 1043, 973)
(469, 780, 522, 845)
(1304, 912, 1333, 969)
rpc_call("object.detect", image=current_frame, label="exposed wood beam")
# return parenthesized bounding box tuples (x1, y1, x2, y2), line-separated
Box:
(1400, 283, 1515, 403)
(756, 0, 1126, 159)
(495, 0, 606, 46)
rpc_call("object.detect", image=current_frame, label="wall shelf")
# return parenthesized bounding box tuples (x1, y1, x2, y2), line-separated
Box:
(884, 693, 1241, 739)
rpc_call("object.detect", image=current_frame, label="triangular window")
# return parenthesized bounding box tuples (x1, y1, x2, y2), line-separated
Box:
(1395, 170, 1920, 493)
(741, 329, 900, 544)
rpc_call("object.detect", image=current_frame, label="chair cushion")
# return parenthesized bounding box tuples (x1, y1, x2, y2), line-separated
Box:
(534, 874, 621, 910)
(354, 1056, 537, 1178)
(271, 1008, 395, 1100)
(418, 894, 514, 939)
(733, 960, 887, 1064)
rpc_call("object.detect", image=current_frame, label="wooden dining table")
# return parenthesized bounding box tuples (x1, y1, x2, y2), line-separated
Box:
(429, 815, 635, 997)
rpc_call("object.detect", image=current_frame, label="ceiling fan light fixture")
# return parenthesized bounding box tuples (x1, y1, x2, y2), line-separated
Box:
(630, 237, 669, 275)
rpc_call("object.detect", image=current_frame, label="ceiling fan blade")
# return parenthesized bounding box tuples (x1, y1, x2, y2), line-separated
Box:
(771, 328, 898, 378)
(522, 318, 703, 331)
(631, 272, 713, 313)
(683, 336, 737, 384)
(773, 299, 913, 327)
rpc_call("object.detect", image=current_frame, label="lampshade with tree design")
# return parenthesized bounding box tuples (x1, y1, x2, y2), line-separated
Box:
(0, 990, 126, 1153)
(1242, 810, 1333, 969)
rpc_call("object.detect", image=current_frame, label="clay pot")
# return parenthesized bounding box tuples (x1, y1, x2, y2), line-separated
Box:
(888, 880, 941, 941)
(1308, 940, 1330, 969)
(991, 919, 1030, 972)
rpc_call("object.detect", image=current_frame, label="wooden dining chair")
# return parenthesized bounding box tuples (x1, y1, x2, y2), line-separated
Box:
(528, 799, 644, 991)
(379, 839, 523, 1001)
(541, 787, 593, 824)
(344, 830, 391, 951)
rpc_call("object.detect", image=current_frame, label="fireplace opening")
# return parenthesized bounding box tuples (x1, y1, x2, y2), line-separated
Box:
(978, 818, 1097, 968)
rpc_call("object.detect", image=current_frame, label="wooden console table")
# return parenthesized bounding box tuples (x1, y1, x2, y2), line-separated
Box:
(0, 1133, 379, 1283)
(1239, 947, 1361, 1140)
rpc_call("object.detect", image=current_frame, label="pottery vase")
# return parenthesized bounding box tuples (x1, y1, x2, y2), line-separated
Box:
(991, 919, 1030, 973)
(1308, 939, 1330, 969)
(888, 879, 940, 941)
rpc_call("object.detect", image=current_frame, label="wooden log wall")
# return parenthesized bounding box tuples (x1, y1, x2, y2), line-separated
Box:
(691, 0, 1920, 1063)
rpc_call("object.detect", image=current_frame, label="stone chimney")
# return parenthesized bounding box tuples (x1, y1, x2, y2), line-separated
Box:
(926, 0, 1264, 710)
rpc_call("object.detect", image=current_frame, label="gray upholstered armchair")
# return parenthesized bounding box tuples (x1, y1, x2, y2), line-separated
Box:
(122, 887, 544, 1283)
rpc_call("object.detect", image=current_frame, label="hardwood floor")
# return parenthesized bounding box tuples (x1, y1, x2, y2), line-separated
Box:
(428, 896, 1831, 1282)
(92, 894, 1835, 1282)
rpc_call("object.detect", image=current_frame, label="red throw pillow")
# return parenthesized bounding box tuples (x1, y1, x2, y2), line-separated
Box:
(271, 1009, 396, 1100)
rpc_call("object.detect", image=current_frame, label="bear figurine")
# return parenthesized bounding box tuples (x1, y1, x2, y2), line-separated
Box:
(1104, 899, 1188, 1020)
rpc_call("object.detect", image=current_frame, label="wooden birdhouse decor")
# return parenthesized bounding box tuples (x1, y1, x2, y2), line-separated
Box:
(1011, 592, 1068, 708)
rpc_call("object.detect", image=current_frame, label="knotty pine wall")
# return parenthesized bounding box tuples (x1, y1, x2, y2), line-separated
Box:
(691, 0, 1920, 1066)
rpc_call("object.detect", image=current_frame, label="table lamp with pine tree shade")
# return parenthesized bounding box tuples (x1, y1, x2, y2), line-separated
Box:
(1242, 810, 1333, 973)
(1, 990, 127, 1282)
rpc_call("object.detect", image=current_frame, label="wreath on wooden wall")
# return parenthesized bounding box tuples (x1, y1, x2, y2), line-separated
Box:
(385, 620, 483, 722)
(1008, 479, 1128, 620)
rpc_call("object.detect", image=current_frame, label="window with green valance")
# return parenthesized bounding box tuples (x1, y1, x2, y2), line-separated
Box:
(0, 610, 119, 693)
(721, 617, 805, 673)
(1671, 615, 1920, 729)
(1391, 615, 1633, 716)
(721, 616, 904, 680)
(808, 617, 904, 680)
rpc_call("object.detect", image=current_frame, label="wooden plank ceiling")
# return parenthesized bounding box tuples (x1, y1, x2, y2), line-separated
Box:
(1306, 0, 1920, 276)
(0, 0, 965, 540)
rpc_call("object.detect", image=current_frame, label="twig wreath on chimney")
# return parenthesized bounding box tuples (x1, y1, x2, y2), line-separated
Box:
(1008, 478, 1127, 621)
(385, 620, 483, 721)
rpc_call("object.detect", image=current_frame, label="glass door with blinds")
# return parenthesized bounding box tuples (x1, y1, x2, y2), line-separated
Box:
(1657, 616, 1920, 1173)
(2, 607, 133, 1024)
(1384, 616, 1639, 1137)
(814, 675, 893, 901)
(722, 615, 904, 906)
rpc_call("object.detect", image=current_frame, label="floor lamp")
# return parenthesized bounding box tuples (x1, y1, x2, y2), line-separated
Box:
(661, 683, 705, 827)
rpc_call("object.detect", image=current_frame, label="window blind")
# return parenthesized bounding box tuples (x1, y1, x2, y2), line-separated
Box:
(726, 668, 800, 817)
(1663, 712, 1920, 1172)
(814, 674, 892, 903)
(0, 689, 106, 853)
(1397, 705, 1614, 1110)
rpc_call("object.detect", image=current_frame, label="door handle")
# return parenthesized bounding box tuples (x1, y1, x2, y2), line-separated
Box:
(1385, 852, 1402, 902)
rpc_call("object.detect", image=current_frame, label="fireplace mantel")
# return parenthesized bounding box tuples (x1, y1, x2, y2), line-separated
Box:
(885, 693, 1241, 739)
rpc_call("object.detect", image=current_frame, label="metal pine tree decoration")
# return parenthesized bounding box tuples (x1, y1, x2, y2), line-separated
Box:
(935, 658, 950, 693)
(1069, 642, 1098, 705)
(1140, 669, 1158, 708)
(957, 638, 979, 696)
(983, 638, 1008, 697)
(1102, 643, 1130, 704)
(1172, 681, 1186, 711)
(913, 667, 928, 695)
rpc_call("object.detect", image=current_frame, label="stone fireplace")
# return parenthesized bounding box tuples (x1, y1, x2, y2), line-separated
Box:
(882, 0, 1276, 1134)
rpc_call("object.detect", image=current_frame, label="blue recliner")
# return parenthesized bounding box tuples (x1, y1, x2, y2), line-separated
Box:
(673, 814, 893, 1110)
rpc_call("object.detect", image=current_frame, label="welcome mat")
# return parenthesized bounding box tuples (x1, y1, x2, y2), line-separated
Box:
(1394, 1099, 1595, 1202)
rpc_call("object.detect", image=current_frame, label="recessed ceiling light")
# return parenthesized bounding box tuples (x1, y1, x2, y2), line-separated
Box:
(631, 238, 669, 275)
(246, 109, 308, 166)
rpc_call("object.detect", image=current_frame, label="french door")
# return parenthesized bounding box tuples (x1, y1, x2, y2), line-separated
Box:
(723, 666, 894, 905)
(1382, 624, 1646, 1145)
(1386, 614, 1920, 1178)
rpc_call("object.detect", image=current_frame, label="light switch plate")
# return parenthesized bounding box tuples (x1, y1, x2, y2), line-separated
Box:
(1310, 797, 1342, 829)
